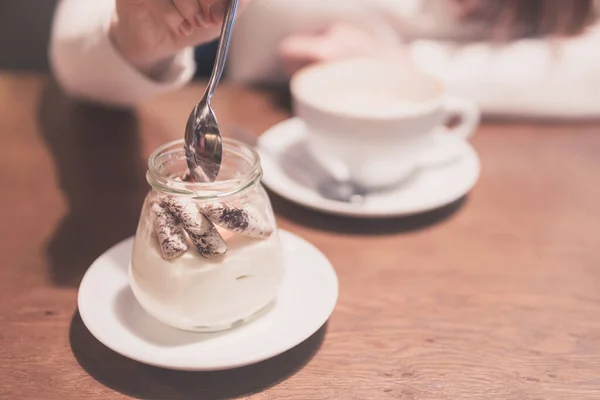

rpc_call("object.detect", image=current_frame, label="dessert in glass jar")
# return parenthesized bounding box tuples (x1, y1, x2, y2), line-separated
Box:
(130, 138, 285, 332)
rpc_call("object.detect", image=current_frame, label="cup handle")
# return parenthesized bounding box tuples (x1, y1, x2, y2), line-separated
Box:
(443, 96, 481, 140)
(417, 96, 480, 169)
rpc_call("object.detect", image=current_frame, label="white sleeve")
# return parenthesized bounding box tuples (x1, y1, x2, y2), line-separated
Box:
(49, 0, 196, 107)
(408, 26, 600, 119)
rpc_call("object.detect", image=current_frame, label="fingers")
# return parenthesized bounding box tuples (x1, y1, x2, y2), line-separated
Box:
(279, 35, 326, 76)
(208, 0, 226, 23)
(198, 0, 230, 24)
(279, 23, 377, 77)
(151, 0, 192, 36)
(171, 0, 208, 28)
(280, 35, 327, 62)
(153, 0, 241, 38)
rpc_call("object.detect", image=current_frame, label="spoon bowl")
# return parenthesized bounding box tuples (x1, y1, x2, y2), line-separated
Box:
(185, 101, 222, 182)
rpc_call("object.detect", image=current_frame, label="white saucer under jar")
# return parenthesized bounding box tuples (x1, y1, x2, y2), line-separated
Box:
(130, 139, 285, 332)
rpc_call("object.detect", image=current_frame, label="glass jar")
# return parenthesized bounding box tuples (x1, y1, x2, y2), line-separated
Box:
(130, 139, 285, 332)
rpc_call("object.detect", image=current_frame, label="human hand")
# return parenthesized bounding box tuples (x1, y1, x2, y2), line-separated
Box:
(279, 22, 405, 76)
(110, 0, 248, 77)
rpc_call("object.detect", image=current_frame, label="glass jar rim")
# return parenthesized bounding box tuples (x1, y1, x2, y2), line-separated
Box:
(146, 138, 262, 199)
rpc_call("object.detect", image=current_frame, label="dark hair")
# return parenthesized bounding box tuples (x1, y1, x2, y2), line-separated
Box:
(467, 0, 597, 39)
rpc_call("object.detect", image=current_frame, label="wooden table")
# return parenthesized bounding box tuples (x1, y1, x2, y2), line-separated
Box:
(1, 73, 600, 399)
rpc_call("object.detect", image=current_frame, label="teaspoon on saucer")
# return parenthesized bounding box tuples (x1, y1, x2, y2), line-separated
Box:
(230, 127, 367, 204)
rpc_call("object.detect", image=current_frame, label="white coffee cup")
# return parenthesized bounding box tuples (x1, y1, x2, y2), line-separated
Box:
(290, 58, 481, 189)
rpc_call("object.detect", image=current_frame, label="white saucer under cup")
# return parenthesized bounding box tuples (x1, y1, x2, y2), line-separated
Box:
(77, 230, 339, 371)
(258, 118, 481, 218)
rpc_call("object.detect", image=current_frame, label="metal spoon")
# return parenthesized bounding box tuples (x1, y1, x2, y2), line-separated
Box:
(230, 127, 367, 204)
(184, 0, 240, 182)
(316, 178, 367, 204)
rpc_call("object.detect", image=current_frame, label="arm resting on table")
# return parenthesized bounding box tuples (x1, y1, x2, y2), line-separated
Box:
(408, 26, 600, 119)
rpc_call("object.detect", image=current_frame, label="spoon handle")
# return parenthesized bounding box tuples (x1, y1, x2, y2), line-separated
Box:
(203, 0, 239, 102)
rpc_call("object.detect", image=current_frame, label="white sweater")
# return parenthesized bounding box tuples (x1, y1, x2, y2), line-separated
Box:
(50, 0, 600, 118)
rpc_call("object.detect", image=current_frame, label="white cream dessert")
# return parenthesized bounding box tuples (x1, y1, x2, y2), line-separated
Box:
(130, 194, 285, 332)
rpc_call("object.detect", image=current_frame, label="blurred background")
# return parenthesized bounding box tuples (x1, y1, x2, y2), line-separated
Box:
(0, 0, 57, 71)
